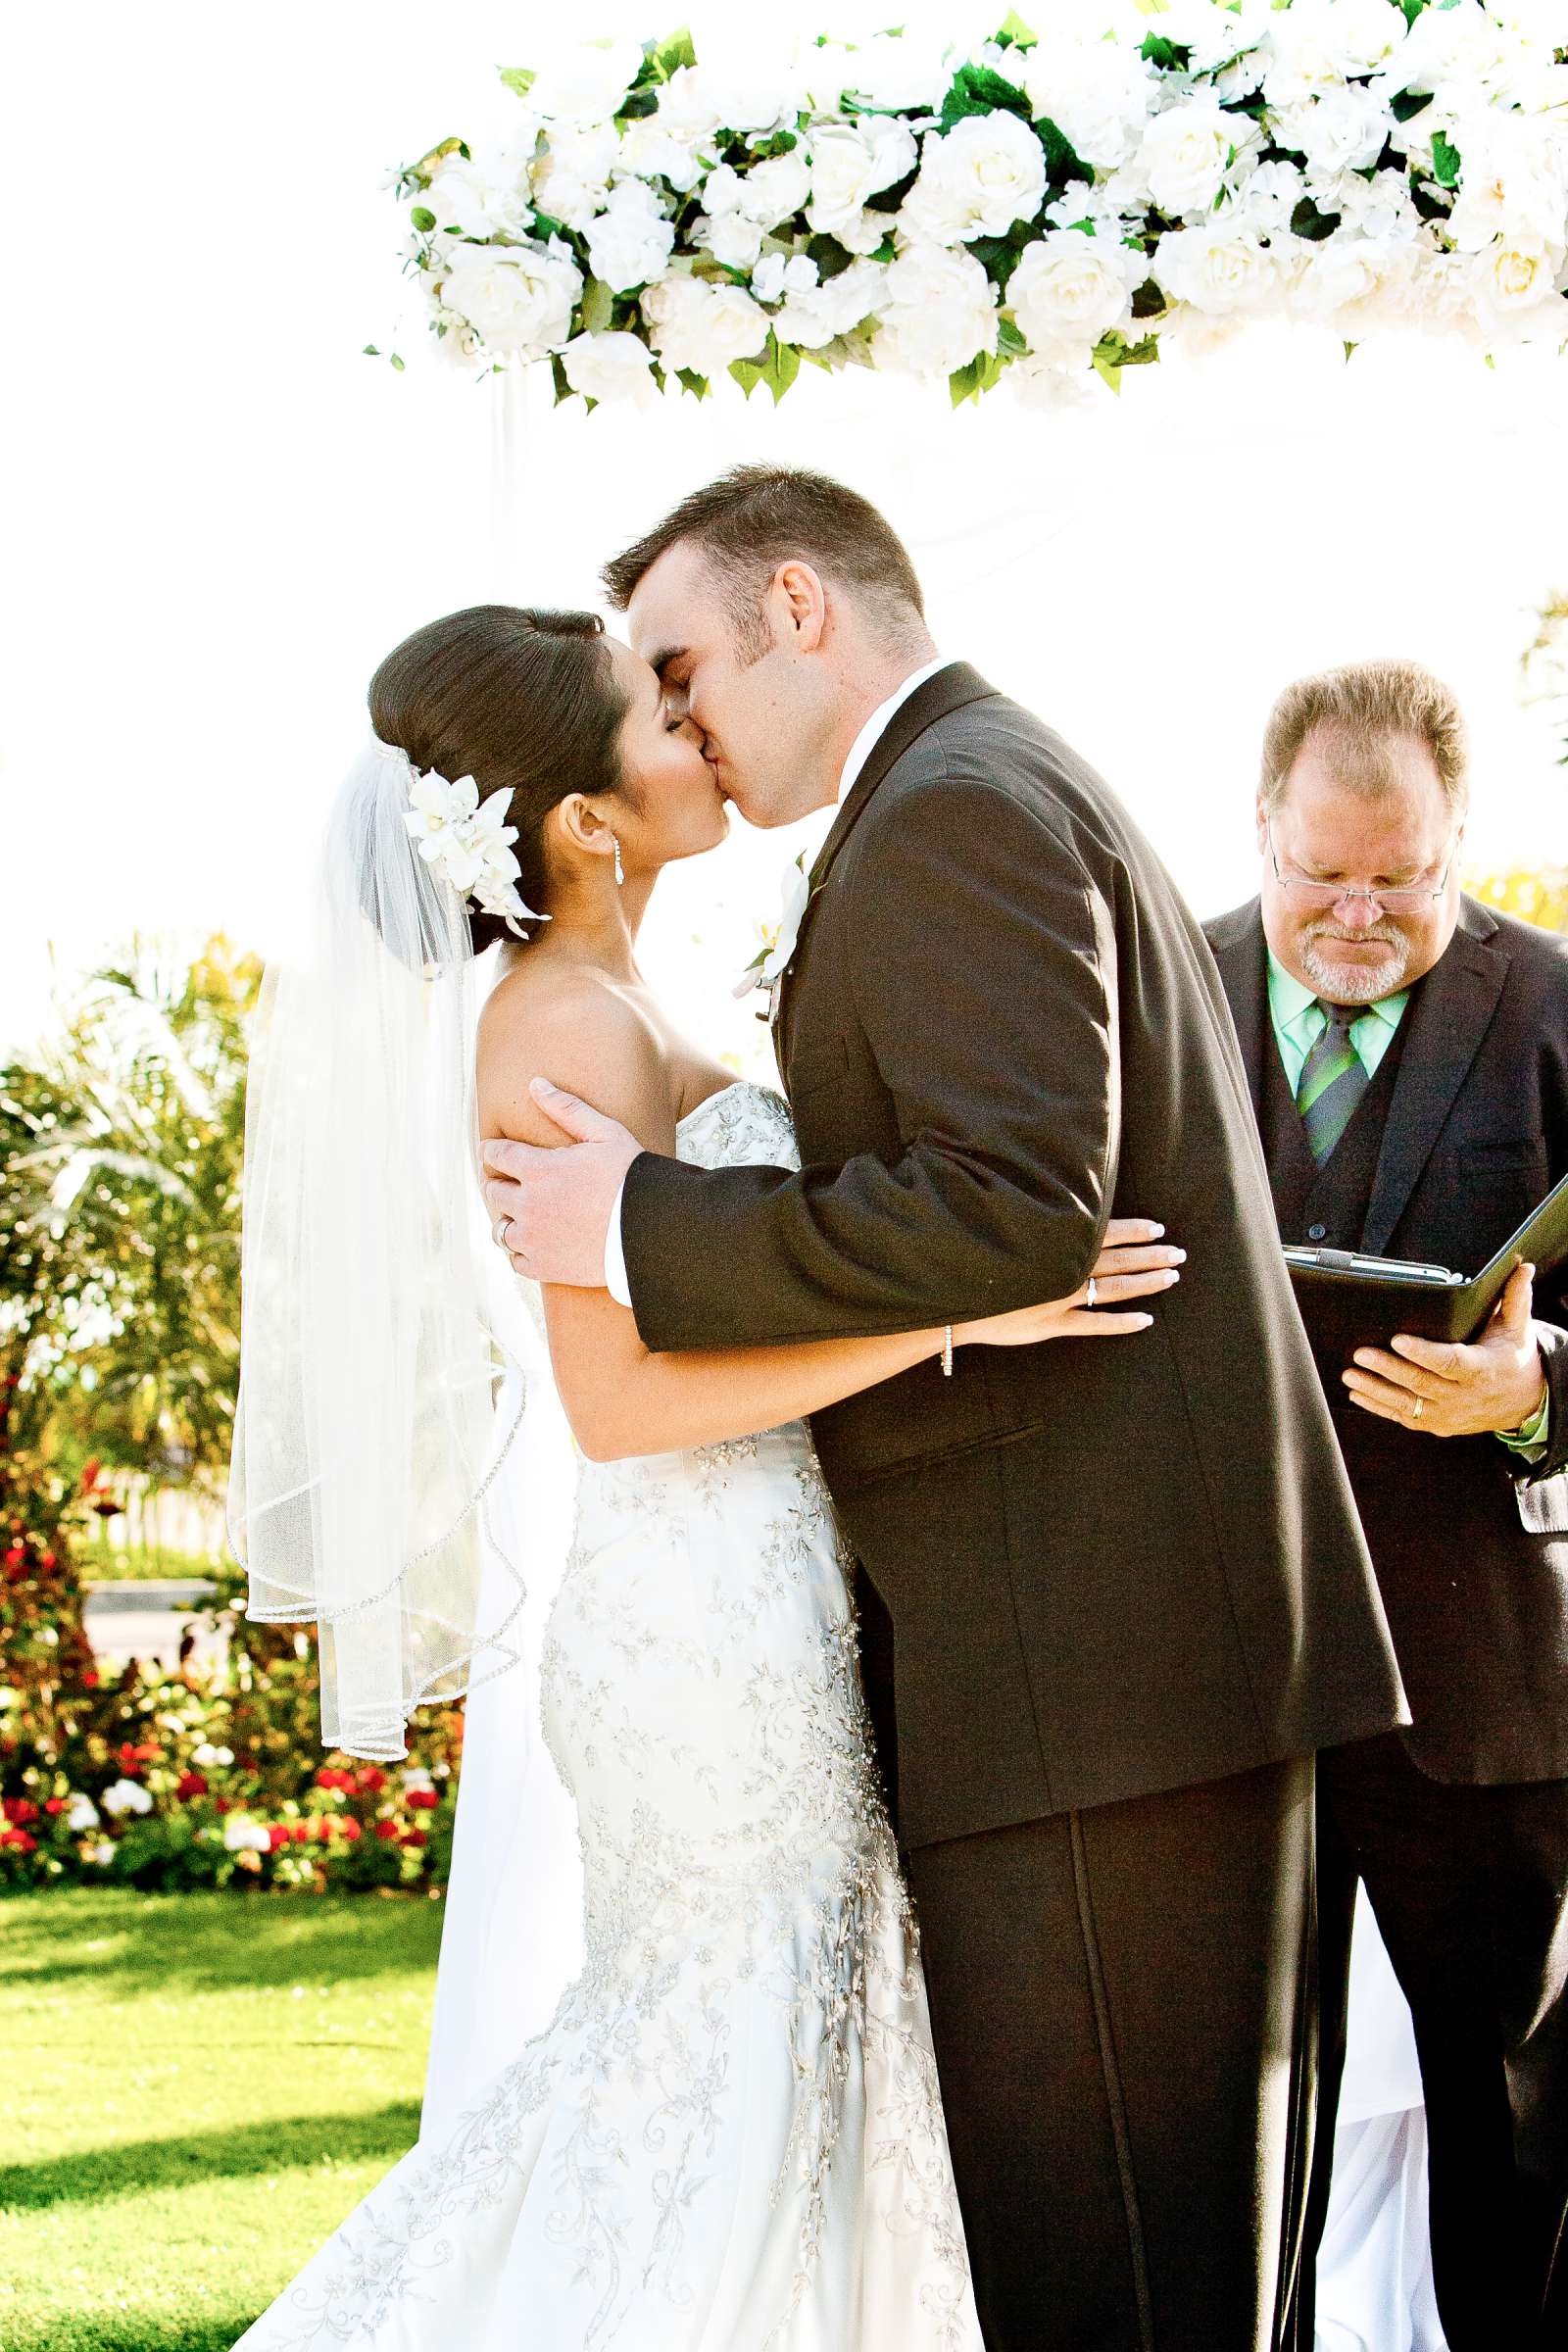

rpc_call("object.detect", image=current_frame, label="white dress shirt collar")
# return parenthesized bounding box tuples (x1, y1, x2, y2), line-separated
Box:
(833, 655, 956, 811)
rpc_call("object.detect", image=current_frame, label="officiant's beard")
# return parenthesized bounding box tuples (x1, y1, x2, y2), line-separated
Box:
(1298, 919, 1411, 1004)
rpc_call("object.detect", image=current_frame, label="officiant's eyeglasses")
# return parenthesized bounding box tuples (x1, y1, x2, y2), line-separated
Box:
(1266, 823, 1459, 916)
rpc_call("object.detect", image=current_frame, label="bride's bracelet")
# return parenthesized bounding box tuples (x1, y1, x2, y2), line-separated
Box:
(941, 1325, 954, 1378)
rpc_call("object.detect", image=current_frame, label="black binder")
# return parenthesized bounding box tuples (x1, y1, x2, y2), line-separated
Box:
(1285, 1169, 1568, 1370)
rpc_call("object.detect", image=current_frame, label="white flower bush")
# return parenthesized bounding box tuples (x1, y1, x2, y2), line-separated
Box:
(100, 1779, 154, 1819)
(391, 6, 1568, 411)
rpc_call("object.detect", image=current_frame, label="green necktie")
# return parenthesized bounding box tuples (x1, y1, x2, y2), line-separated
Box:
(1296, 1001, 1369, 1166)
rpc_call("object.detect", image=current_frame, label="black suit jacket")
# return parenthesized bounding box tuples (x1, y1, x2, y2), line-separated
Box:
(623, 666, 1406, 1846)
(1206, 896, 1568, 1786)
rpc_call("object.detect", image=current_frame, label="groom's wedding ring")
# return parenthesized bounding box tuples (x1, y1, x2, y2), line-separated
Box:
(1086, 1276, 1098, 1308)
(493, 1213, 514, 1252)
(1411, 1396, 1424, 1421)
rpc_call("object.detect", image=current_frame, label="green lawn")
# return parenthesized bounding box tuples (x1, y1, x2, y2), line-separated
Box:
(0, 1887, 445, 2352)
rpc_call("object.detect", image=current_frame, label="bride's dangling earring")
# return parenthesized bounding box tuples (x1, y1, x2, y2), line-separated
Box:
(612, 834, 625, 888)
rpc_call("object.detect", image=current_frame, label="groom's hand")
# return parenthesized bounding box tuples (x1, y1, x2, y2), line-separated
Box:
(480, 1079, 641, 1289)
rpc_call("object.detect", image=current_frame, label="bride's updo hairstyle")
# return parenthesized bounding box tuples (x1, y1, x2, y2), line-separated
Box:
(368, 604, 638, 953)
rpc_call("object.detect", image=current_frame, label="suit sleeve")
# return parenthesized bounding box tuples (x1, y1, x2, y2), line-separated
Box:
(621, 764, 1120, 1351)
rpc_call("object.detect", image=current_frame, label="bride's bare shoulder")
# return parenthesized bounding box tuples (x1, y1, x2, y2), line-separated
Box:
(477, 955, 677, 1152)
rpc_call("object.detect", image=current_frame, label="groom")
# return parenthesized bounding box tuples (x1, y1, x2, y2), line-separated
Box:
(481, 466, 1407, 2350)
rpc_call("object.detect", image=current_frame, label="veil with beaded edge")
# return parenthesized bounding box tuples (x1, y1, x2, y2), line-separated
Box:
(225, 735, 541, 1761)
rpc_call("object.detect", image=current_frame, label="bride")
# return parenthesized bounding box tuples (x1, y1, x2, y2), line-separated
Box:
(226, 602, 1182, 2351)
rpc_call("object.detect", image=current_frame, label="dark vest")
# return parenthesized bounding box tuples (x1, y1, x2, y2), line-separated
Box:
(1259, 1003, 1414, 1250)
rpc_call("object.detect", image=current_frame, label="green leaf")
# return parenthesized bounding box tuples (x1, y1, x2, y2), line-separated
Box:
(1036, 116, 1094, 192)
(362, 344, 379, 357)
(1091, 329, 1159, 393)
(805, 232, 854, 281)
(530, 211, 567, 243)
(994, 8, 1038, 47)
(550, 354, 571, 405)
(580, 277, 614, 335)
(1290, 194, 1343, 243)
(499, 66, 536, 100)
(728, 333, 801, 405)
(1431, 131, 1462, 188)
(749, 130, 800, 161)
(652, 26, 698, 82)
(949, 349, 1005, 407)
(1344, 340, 1358, 363)
(389, 353, 405, 372)
(940, 62, 1030, 132)
(1130, 277, 1167, 321)
(1390, 88, 1434, 123)
(675, 367, 710, 399)
(1140, 33, 1192, 72)
(410, 206, 436, 235)
(996, 315, 1028, 357)
(617, 88, 661, 121)
(1397, 0, 1428, 24)
(863, 169, 918, 215)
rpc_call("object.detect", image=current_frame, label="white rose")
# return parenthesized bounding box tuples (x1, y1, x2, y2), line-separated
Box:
(100, 1778, 153, 1819)
(1021, 40, 1158, 173)
(901, 113, 1049, 247)
(774, 258, 889, 348)
(585, 180, 675, 292)
(843, 31, 953, 115)
(222, 1814, 271, 1854)
(807, 121, 919, 239)
(699, 211, 766, 270)
(65, 1792, 100, 1832)
(737, 147, 813, 229)
(1237, 157, 1308, 236)
(654, 67, 723, 143)
(1006, 352, 1098, 412)
(532, 122, 617, 232)
(1137, 97, 1252, 220)
(1284, 83, 1393, 180)
(561, 330, 658, 406)
(1329, 167, 1422, 244)
(674, 60, 803, 137)
(642, 275, 769, 374)
(1286, 233, 1401, 319)
(1008, 230, 1140, 354)
(830, 208, 897, 257)
(1471, 238, 1568, 326)
(422, 154, 530, 242)
(615, 122, 706, 195)
(524, 39, 641, 126)
(439, 239, 582, 358)
(1446, 121, 1568, 256)
(1152, 220, 1280, 315)
(873, 243, 999, 377)
(752, 252, 818, 306)
(86, 1840, 117, 1869)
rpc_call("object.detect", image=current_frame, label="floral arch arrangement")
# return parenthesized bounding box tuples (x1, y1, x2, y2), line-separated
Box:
(388, 1, 1568, 409)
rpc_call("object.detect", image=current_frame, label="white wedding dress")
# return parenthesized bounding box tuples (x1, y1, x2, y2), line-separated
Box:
(233, 1082, 981, 2352)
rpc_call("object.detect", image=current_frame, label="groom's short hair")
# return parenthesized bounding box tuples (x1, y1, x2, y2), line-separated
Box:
(602, 466, 926, 660)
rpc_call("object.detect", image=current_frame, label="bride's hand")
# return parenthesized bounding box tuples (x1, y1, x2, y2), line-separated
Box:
(956, 1219, 1184, 1348)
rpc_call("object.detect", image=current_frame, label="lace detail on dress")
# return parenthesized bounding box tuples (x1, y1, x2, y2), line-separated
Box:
(234, 1080, 980, 2352)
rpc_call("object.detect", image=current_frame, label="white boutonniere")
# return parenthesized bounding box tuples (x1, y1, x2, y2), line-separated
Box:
(733, 852, 814, 1012)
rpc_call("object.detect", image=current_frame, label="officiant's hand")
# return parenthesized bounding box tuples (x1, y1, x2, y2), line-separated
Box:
(481, 1081, 641, 1290)
(1342, 1262, 1548, 1438)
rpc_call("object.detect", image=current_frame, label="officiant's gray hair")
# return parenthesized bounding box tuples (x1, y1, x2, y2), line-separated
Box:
(1261, 658, 1470, 815)
(602, 465, 927, 662)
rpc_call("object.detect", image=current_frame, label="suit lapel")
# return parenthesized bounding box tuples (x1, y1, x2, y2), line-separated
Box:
(1362, 897, 1511, 1255)
(774, 662, 1000, 1064)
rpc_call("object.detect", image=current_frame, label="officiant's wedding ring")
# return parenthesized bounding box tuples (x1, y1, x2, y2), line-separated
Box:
(1086, 1276, 1099, 1308)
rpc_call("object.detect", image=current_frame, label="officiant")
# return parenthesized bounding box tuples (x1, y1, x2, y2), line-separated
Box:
(1204, 658, 1568, 2350)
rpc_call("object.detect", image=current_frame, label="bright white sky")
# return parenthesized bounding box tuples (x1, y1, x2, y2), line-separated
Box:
(6, 1, 1568, 1070)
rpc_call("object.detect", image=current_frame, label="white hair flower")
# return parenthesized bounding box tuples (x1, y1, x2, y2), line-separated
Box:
(401, 763, 545, 940)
